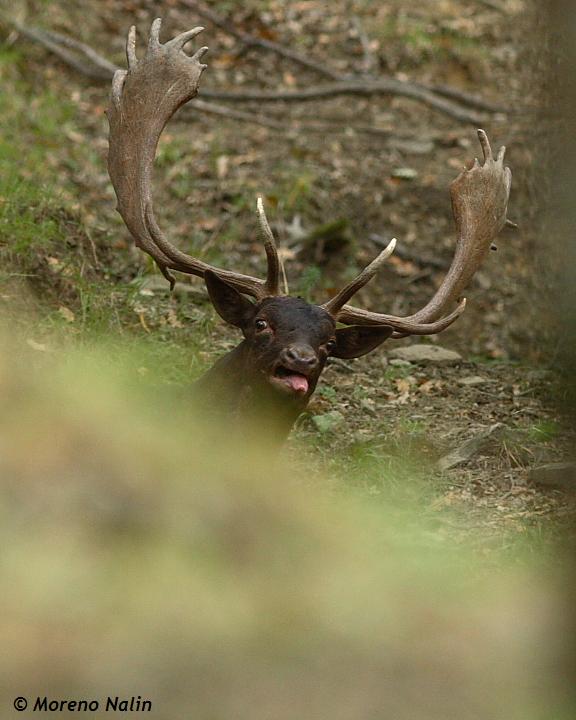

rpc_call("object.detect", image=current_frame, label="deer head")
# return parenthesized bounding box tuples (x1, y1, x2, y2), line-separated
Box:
(106, 20, 513, 431)
(204, 267, 395, 403)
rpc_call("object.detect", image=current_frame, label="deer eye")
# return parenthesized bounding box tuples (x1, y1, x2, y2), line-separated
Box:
(326, 339, 337, 352)
(255, 319, 268, 332)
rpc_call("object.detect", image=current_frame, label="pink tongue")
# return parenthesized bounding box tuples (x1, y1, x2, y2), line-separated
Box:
(286, 373, 309, 394)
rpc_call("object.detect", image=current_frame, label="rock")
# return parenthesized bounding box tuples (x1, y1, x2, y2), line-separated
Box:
(389, 345, 462, 365)
(529, 462, 576, 491)
(458, 375, 491, 387)
(135, 276, 206, 299)
(436, 424, 504, 472)
(311, 411, 345, 434)
(391, 167, 418, 180)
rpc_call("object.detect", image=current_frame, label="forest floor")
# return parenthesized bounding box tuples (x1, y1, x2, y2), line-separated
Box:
(0, 0, 574, 551)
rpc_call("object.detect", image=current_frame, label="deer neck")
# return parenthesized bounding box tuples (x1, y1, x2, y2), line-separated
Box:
(194, 341, 307, 443)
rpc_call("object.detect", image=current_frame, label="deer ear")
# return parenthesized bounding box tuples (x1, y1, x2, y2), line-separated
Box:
(332, 325, 394, 359)
(204, 270, 255, 329)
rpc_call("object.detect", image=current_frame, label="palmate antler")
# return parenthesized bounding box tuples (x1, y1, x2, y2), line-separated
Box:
(107, 19, 280, 299)
(107, 20, 512, 336)
(334, 130, 513, 334)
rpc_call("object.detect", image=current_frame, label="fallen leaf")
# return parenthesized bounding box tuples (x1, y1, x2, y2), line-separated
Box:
(167, 308, 183, 329)
(216, 155, 229, 179)
(58, 306, 75, 323)
(27, 339, 49, 352)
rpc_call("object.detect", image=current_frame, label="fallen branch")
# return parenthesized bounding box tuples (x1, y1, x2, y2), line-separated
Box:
(42, 28, 118, 77)
(429, 84, 506, 114)
(180, 0, 504, 121)
(14, 24, 109, 80)
(9, 22, 286, 130)
(182, 100, 284, 130)
(201, 82, 484, 124)
(11, 20, 490, 125)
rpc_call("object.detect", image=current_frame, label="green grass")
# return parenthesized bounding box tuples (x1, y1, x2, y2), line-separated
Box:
(528, 419, 561, 442)
(0, 181, 61, 256)
(0, 39, 219, 361)
(0, 46, 79, 258)
(0, 45, 77, 257)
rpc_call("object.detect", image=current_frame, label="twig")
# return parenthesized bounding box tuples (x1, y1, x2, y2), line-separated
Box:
(180, 0, 342, 80)
(430, 84, 506, 114)
(182, 100, 284, 130)
(14, 24, 108, 79)
(297, 120, 393, 137)
(43, 28, 118, 77)
(352, 16, 376, 75)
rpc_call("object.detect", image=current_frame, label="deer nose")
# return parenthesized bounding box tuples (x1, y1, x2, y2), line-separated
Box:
(281, 345, 319, 369)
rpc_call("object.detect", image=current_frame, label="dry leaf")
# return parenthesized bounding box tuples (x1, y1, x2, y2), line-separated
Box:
(418, 379, 443, 394)
(27, 339, 49, 352)
(395, 378, 412, 394)
(58, 306, 75, 323)
(216, 155, 229, 180)
(167, 308, 183, 329)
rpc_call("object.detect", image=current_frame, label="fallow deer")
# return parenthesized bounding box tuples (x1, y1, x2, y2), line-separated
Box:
(107, 20, 513, 442)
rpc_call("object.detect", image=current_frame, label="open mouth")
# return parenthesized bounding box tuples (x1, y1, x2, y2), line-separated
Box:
(269, 365, 310, 395)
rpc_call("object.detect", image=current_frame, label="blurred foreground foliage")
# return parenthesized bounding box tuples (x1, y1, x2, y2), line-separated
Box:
(0, 327, 574, 720)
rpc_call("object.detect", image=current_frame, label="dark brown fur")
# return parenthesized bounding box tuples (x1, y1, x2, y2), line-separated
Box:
(194, 272, 393, 442)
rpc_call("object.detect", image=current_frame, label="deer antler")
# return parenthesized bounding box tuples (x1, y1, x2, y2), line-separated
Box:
(107, 19, 280, 300)
(107, 23, 511, 328)
(322, 238, 397, 317)
(330, 130, 512, 334)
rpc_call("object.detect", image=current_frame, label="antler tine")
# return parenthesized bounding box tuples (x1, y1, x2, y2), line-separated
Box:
(335, 129, 512, 335)
(338, 298, 466, 333)
(322, 238, 396, 318)
(107, 20, 269, 301)
(143, 204, 268, 297)
(126, 25, 137, 70)
(257, 196, 281, 296)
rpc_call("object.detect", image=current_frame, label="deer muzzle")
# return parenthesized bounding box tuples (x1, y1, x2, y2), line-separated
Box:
(271, 345, 319, 395)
